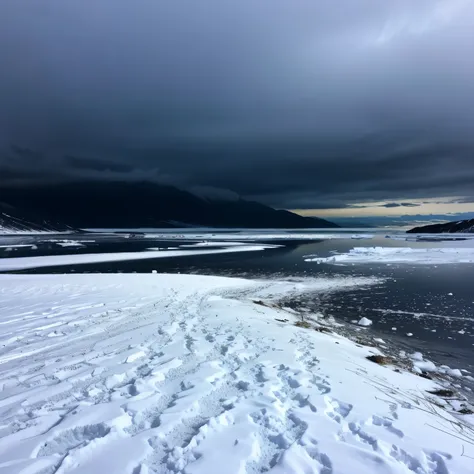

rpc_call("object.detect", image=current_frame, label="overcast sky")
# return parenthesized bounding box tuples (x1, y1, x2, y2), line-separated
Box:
(1, 0, 473, 216)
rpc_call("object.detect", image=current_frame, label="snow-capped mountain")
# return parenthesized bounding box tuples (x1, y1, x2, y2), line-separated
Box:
(407, 218, 474, 234)
(0, 211, 72, 234)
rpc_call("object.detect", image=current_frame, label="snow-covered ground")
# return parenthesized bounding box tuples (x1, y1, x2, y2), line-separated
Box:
(0, 273, 472, 474)
(0, 244, 277, 271)
(305, 246, 474, 264)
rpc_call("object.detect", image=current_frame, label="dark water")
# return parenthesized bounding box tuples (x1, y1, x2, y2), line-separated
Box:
(1, 233, 473, 387)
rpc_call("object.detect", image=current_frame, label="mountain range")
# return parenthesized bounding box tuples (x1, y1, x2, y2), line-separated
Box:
(407, 218, 474, 234)
(0, 181, 338, 232)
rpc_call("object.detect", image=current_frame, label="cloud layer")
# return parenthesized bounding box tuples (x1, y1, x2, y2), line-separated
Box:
(1, 1, 473, 209)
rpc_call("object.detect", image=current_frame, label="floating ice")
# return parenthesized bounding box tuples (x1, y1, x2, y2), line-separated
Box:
(305, 246, 474, 265)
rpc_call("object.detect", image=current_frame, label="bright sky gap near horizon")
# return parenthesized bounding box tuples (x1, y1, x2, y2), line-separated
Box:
(1, 0, 473, 224)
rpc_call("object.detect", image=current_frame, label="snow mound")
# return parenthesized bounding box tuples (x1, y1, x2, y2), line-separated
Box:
(413, 360, 438, 373)
(357, 317, 373, 326)
(408, 353, 467, 379)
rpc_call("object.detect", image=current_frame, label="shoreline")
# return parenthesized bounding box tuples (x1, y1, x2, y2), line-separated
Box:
(246, 280, 474, 410)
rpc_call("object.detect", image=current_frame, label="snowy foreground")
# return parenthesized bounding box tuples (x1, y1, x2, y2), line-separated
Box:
(305, 246, 474, 264)
(0, 274, 472, 474)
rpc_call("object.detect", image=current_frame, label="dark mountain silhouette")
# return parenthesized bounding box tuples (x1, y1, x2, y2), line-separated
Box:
(0, 181, 338, 231)
(407, 219, 474, 234)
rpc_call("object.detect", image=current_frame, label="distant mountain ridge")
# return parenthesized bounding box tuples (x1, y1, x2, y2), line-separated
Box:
(407, 219, 474, 234)
(0, 181, 338, 231)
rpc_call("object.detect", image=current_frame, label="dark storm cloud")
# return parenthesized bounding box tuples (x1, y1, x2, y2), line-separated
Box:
(380, 202, 421, 208)
(449, 197, 474, 204)
(65, 156, 134, 174)
(0, 0, 473, 208)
